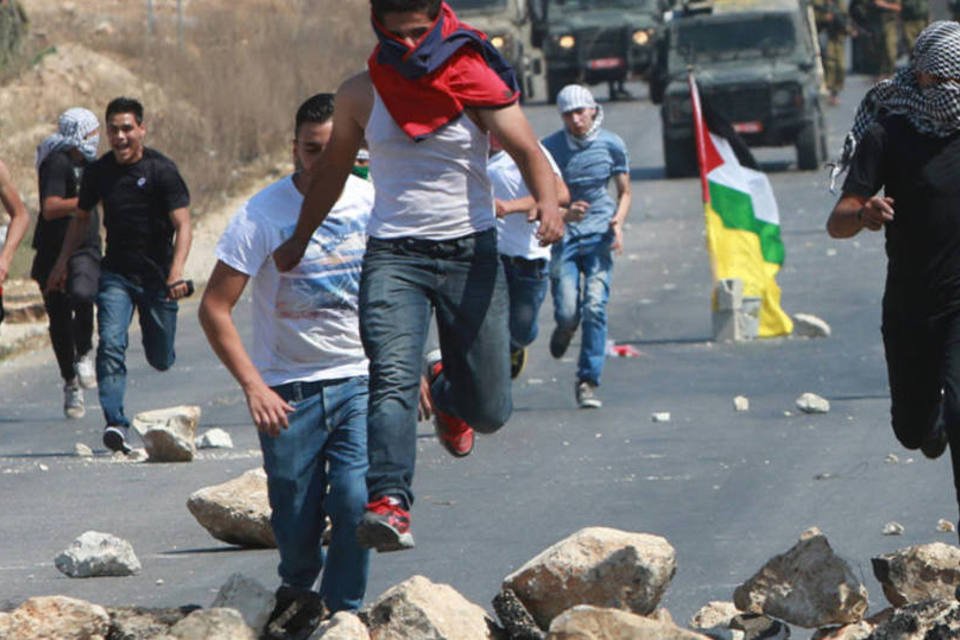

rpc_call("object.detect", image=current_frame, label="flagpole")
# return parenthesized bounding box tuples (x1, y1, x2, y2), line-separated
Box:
(688, 72, 710, 205)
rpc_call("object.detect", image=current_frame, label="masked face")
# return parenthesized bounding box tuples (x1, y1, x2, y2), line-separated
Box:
(79, 133, 100, 162)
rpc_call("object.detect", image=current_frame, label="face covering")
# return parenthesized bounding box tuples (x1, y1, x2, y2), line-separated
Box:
(35, 107, 100, 169)
(351, 165, 370, 180)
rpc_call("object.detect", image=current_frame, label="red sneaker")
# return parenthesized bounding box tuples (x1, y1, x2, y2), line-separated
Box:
(356, 496, 415, 552)
(426, 352, 475, 457)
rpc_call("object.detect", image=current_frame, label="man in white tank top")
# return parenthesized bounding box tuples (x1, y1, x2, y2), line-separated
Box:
(274, 0, 562, 553)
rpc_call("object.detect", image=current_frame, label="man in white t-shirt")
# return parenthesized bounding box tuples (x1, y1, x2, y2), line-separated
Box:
(199, 94, 373, 640)
(489, 136, 575, 378)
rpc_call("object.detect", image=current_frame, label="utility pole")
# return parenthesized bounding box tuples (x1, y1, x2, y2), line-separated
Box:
(147, 0, 155, 35)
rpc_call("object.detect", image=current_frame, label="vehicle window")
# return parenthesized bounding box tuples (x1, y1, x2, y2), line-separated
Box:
(448, 0, 509, 10)
(548, 0, 656, 11)
(673, 15, 795, 61)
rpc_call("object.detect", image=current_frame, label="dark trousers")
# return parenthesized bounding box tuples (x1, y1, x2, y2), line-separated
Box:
(883, 306, 960, 508)
(41, 290, 94, 381)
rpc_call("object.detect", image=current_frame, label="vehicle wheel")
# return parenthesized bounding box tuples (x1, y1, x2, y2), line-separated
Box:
(547, 72, 574, 104)
(663, 133, 697, 179)
(796, 119, 821, 171)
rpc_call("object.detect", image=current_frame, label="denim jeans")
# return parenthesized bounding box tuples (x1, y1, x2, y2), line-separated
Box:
(550, 232, 614, 385)
(501, 255, 550, 352)
(260, 376, 370, 613)
(96, 270, 177, 428)
(359, 229, 512, 507)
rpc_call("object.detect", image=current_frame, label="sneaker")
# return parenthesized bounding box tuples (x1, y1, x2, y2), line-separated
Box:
(576, 380, 602, 409)
(425, 350, 475, 457)
(261, 586, 326, 640)
(549, 326, 575, 359)
(356, 495, 415, 552)
(921, 408, 949, 459)
(103, 425, 132, 454)
(510, 347, 527, 379)
(75, 353, 97, 389)
(63, 379, 85, 419)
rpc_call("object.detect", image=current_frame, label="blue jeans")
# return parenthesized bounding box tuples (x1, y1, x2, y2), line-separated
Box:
(259, 376, 370, 613)
(550, 232, 614, 385)
(501, 255, 550, 352)
(359, 229, 512, 507)
(96, 270, 177, 428)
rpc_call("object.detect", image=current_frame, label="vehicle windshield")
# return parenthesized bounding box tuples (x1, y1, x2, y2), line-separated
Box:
(673, 15, 796, 62)
(447, 0, 509, 11)
(548, 0, 657, 12)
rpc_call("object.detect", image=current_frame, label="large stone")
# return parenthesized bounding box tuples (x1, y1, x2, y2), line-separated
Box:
(547, 605, 711, 639)
(866, 599, 960, 639)
(167, 607, 255, 639)
(211, 573, 274, 634)
(493, 588, 545, 639)
(811, 621, 873, 640)
(871, 542, 960, 607)
(312, 611, 371, 639)
(503, 527, 676, 630)
(197, 427, 234, 450)
(690, 602, 746, 640)
(106, 605, 202, 638)
(186, 468, 276, 548)
(1, 595, 110, 639)
(54, 530, 142, 577)
(366, 574, 499, 639)
(133, 405, 201, 462)
(733, 529, 868, 628)
(792, 313, 831, 338)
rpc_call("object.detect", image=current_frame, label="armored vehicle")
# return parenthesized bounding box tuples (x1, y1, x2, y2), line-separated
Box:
(533, 0, 666, 102)
(448, 0, 543, 98)
(655, 0, 828, 177)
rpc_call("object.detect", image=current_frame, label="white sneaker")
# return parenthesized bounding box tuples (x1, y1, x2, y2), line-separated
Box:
(63, 379, 85, 419)
(576, 380, 602, 409)
(75, 353, 97, 389)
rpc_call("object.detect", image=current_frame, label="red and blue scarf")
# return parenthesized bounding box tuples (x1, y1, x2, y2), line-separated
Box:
(368, 2, 520, 141)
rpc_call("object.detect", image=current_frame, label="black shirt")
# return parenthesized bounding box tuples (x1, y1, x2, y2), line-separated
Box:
(30, 150, 101, 283)
(843, 114, 960, 318)
(78, 148, 190, 286)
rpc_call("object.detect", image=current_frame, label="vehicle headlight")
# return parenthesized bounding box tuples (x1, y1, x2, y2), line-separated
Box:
(772, 84, 801, 107)
(490, 35, 506, 49)
(557, 34, 576, 49)
(632, 29, 651, 46)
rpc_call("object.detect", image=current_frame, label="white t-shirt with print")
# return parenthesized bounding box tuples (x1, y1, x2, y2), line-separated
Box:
(489, 143, 562, 260)
(215, 174, 374, 387)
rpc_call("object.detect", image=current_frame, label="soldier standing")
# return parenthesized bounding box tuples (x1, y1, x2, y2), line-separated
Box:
(866, 0, 902, 78)
(814, 0, 850, 105)
(901, 0, 929, 52)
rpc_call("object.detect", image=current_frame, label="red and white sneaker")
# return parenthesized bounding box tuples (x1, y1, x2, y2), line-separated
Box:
(425, 350, 475, 457)
(356, 496, 415, 552)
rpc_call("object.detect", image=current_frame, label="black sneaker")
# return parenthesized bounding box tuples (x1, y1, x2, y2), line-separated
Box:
(921, 413, 949, 459)
(549, 327, 575, 359)
(261, 586, 326, 640)
(510, 347, 527, 379)
(102, 425, 132, 454)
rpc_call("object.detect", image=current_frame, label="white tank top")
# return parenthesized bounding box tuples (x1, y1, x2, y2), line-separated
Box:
(365, 88, 495, 240)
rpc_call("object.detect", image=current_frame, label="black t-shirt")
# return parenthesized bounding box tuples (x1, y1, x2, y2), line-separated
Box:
(78, 148, 190, 286)
(843, 114, 960, 318)
(30, 150, 101, 283)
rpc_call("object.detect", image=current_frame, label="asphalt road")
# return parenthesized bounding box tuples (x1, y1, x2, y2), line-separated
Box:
(1, 74, 956, 630)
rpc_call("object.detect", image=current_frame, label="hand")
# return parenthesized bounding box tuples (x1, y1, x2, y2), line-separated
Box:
(273, 235, 309, 272)
(418, 375, 434, 422)
(610, 221, 624, 254)
(0, 256, 9, 284)
(45, 260, 68, 293)
(245, 384, 295, 437)
(535, 204, 565, 246)
(166, 273, 190, 300)
(494, 199, 509, 219)
(565, 200, 589, 223)
(858, 195, 894, 231)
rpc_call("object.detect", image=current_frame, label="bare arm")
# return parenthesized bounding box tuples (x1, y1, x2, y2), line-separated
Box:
(45, 209, 93, 292)
(496, 175, 571, 218)
(476, 104, 563, 244)
(199, 261, 293, 436)
(0, 160, 29, 283)
(610, 172, 632, 253)
(274, 73, 370, 272)
(41, 195, 80, 221)
(166, 206, 192, 299)
(826, 193, 892, 238)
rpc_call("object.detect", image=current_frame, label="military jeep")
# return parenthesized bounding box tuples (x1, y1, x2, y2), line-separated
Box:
(654, 0, 828, 177)
(534, 0, 666, 103)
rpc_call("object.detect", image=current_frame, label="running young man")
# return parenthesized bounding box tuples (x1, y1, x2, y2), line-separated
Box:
(48, 97, 192, 454)
(273, 0, 563, 552)
(200, 93, 373, 639)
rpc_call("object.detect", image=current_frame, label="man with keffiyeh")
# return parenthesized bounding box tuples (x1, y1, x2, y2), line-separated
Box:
(827, 20, 960, 538)
(273, 0, 563, 553)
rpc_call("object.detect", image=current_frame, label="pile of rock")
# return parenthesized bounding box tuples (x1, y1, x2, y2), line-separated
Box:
(11, 524, 960, 638)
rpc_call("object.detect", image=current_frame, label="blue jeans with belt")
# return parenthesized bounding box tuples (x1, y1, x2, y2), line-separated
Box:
(359, 228, 512, 507)
(96, 269, 177, 428)
(259, 376, 370, 613)
(550, 232, 614, 385)
(501, 255, 550, 352)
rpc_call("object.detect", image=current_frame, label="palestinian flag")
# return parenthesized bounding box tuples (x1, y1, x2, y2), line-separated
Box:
(688, 74, 793, 337)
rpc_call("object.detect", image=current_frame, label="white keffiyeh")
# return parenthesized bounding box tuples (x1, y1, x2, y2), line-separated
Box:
(35, 107, 100, 170)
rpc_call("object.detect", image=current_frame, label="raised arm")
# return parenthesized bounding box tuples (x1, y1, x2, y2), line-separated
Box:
(0, 160, 29, 283)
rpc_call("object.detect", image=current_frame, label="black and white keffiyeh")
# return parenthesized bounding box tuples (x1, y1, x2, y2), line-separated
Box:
(829, 20, 960, 191)
(35, 107, 100, 170)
